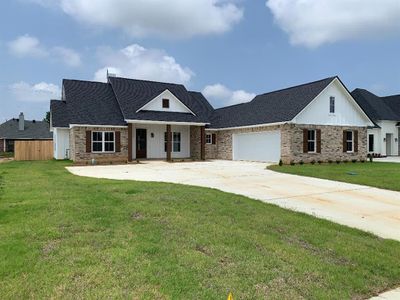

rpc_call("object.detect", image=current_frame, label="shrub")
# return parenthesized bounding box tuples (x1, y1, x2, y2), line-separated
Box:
(311, 160, 316, 165)
(290, 161, 295, 166)
(328, 160, 333, 164)
(352, 159, 357, 163)
(317, 160, 323, 164)
(299, 160, 304, 165)
(360, 159, 365, 163)
(279, 159, 283, 166)
(369, 155, 373, 163)
(343, 159, 349, 163)
(336, 160, 341, 164)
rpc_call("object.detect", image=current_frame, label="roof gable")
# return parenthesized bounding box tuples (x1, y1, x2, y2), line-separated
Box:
(293, 78, 374, 126)
(210, 77, 336, 129)
(137, 89, 195, 115)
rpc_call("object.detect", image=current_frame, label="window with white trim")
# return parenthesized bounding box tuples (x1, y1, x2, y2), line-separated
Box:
(368, 134, 374, 152)
(92, 131, 115, 152)
(307, 130, 316, 153)
(173, 132, 181, 152)
(329, 96, 335, 113)
(206, 133, 212, 144)
(164, 132, 181, 152)
(346, 131, 353, 152)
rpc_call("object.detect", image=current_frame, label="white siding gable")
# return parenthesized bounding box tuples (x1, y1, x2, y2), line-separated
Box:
(137, 89, 195, 115)
(293, 79, 373, 127)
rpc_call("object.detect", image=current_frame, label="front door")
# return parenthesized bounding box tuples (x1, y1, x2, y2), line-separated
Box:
(136, 129, 147, 159)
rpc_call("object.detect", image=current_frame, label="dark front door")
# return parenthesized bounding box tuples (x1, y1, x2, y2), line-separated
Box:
(136, 129, 147, 159)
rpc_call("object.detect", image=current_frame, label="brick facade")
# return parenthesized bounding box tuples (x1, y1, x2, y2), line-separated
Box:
(205, 124, 368, 164)
(70, 126, 128, 164)
(69, 124, 368, 165)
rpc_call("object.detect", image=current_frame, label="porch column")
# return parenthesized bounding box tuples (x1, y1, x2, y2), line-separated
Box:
(200, 126, 205, 160)
(128, 123, 133, 162)
(166, 124, 172, 162)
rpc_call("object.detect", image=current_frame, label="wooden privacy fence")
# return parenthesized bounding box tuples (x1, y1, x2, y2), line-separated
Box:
(14, 140, 53, 161)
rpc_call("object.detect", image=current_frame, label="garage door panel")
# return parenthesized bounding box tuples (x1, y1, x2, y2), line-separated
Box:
(233, 130, 281, 162)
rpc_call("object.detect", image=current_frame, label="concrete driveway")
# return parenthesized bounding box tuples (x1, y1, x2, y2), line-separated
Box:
(67, 160, 400, 241)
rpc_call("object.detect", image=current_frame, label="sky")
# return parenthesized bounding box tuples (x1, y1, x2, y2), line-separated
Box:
(1, 0, 400, 122)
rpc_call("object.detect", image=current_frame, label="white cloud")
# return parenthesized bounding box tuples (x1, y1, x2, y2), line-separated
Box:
(266, 0, 400, 48)
(8, 34, 81, 67)
(202, 83, 255, 107)
(52, 47, 81, 67)
(8, 34, 48, 58)
(9, 81, 61, 102)
(94, 44, 194, 84)
(32, 0, 243, 38)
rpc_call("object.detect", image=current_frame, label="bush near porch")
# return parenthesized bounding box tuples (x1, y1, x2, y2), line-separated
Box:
(0, 161, 399, 299)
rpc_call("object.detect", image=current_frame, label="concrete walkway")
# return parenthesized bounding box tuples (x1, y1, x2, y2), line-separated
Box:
(67, 160, 400, 242)
(375, 157, 400, 163)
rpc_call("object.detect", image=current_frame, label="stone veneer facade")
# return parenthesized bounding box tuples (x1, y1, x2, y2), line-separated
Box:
(70, 126, 129, 164)
(204, 123, 367, 164)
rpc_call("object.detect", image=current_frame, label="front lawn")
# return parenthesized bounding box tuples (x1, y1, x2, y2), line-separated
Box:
(0, 161, 399, 299)
(269, 162, 400, 191)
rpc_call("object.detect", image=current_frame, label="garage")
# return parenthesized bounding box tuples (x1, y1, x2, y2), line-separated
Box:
(232, 130, 281, 162)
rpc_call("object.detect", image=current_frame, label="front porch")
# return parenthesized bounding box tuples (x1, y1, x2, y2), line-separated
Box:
(127, 122, 206, 162)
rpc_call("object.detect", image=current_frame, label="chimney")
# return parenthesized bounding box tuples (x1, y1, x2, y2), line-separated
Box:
(19, 112, 24, 131)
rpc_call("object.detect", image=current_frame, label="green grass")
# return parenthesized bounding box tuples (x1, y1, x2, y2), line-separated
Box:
(269, 162, 400, 191)
(0, 161, 399, 299)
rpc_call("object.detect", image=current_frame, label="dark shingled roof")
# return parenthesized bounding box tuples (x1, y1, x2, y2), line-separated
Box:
(210, 76, 336, 128)
(108, 77, 213, 123)
(351, 89, 400, 121)
(61, 79, 126, 126)
(0, 119, 52, 139)
(50, 100, 69, 127)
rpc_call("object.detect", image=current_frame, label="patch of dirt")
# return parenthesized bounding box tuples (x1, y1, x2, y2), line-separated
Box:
(42, 239, 61, 257)
(195, 244, 213, 256)
(131, 211, 143, 220)
(0, 158, 13, 163)
(285, 236, 355, 266)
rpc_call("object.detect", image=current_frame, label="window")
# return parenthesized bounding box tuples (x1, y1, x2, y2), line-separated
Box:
(92, 131, 115, 152)
(346, 130, 353, 152)
(162, 98, 170, 108)
(173, 132, 181, 152)
(329, 96, 335, 113)
(206, 133, 212, 144)
(368, 134, 374, 152)
(164, 131, 181, 152)
(307, 130, 316, 152)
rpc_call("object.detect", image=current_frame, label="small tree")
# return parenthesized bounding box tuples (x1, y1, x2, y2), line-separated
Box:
(43, 111, 50, 123)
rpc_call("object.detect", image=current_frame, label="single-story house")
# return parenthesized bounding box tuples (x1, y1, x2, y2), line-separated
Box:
(0, 113, 52, 152)
(351, 89, 400, 156)
(50, 75, 374, 164)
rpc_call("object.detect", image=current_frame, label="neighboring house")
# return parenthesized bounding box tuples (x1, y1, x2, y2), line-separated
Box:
(0, 113, 52, 152)
(352, 89, 400, 156)
(50, 75, 374, 164)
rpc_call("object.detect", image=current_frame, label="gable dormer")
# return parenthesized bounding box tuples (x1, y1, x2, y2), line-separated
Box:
(136, 89, 195, 115)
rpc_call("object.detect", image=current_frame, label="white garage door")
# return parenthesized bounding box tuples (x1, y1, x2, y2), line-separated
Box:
(233, 130, 281, 162)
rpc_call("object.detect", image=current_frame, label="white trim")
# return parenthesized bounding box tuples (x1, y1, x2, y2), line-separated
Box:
(346, 130, 354, 153)
(205, 133, 212, 144)
(136, 89, 196, 116)
(125, 119, 208, 126)
(291, 77, 375, 127)
(69, 124, 128, 129)
(307, 129, 317, 153)
(206, 121, 288, 131)
(92, 131, 116, 153)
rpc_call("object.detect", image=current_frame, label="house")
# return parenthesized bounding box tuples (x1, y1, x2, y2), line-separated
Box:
(351, 89, 400, 156)
(0, 113, 52, 152)
(50, 75, 374, 164)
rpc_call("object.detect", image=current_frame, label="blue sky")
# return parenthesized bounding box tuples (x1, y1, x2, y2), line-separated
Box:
(1, 0, 400, 122)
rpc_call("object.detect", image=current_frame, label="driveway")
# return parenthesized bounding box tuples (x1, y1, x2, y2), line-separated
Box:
(67, 160, 400, 241)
